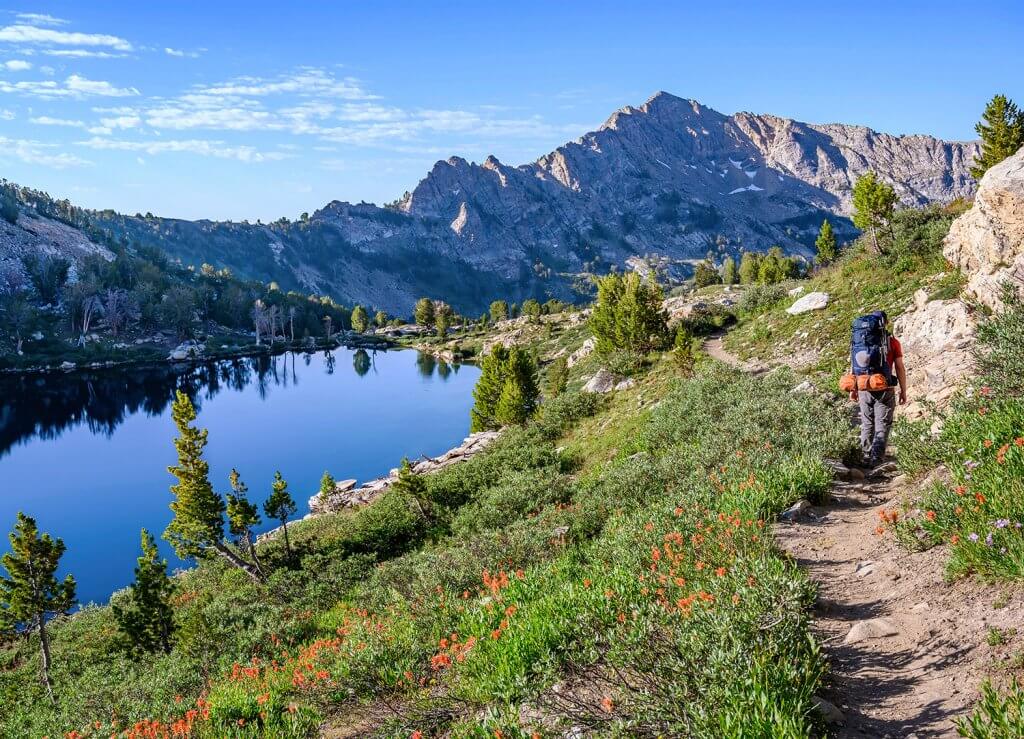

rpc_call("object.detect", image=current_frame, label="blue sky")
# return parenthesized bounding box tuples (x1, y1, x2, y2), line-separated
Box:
(0, 1, 1021, 221)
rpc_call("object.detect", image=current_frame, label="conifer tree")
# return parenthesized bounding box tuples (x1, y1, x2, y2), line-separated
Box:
(225, 469, 262, 573)
(391, 459, 432, 522)
(374, 310, 387, 328)
(264, 471, 297, 558)
(435, 302, 453, 338)
(351, 305, 369, 333)
(489, 300, 509, 323)
(319, 470, 336, 499)
(971, 94, 1024, 180)
(589, 272, 625, 357)
(113, 529, 175, 655)
(815, 219, 837, 265)
(693, 259, 721, 288)
(721, 256, 738, 285)
(672, 325, 696, 376)
(852, 172, 897, 253)
(521, 299, 542, 322)
(495, 376, 529, 426)
(414, 297, 435, 328)
(470, 345, 510, 432)
(164, 391, 262, 581)
(738, 251, 761, 284)
(544, 356, 569, 398)
(0, 513, 76, 702)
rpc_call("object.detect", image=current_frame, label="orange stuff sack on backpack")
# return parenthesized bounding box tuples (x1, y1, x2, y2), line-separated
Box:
(839, 373, 856, 392)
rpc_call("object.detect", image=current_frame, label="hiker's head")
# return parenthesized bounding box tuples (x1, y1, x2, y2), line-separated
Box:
(873, 310, 888, 326)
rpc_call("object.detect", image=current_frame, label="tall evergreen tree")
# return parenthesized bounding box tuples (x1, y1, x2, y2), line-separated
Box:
(163, 391, 262, 581)
(264, 471, 297, 558)
(971, 94, 1024, 180)
(435, 302, 454, 338)
(489, 300, 509, 323)
(693, 259, 721, 288)
(815, 219, 838, 265)
(225, 469, 262, 574)
(544, 356, 569, 398)
(521, 299, 542, 322)
(374, 310, 388, 328)
(851, 172, 897, 253)
(351, 304, 369, 333)
(721, 256, 738, 285)
(113, 529, 175, 655)
(494, 348, 539, 426)
(0, 513, 76, 702)
(319, 471, 336, 499)
(591, 272, 667, 357)
(414, 297, 435, 328)
(738, 251, 761, 284)
(391, 459, 432, 523)
(470, 345, 510, 432)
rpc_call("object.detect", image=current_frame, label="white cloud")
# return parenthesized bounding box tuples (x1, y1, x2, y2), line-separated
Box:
(2, 59, 32, 70)
(0, 135, 91, 167)
(99, 114, 141, 129)
(42, 49, 126, 59)
(40, 64, 54, 75)
(31, 115, 86, 127)
(65, 74, 138, 97)
(0, 108, 14, 120)
(0, 74, 139, 99)
(13, 13, 69, 27)
(196, 68, 375, 100)
(0, 24, 133, 51)
(164, 47, 200, 58)
(88, 126, 112, 135)
(77, 136, 290, 163)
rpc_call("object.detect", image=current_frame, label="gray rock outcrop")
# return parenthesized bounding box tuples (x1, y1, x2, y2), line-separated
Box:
(786, 291, 830, 314)
(943, 145, 1024, 311)
(893, 289, 977, 419)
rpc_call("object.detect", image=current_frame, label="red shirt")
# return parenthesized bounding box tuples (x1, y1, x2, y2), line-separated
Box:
(887, 336, 903, 373)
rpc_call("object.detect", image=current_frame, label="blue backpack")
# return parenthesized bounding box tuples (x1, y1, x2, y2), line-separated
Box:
(850, 312, 892, 385)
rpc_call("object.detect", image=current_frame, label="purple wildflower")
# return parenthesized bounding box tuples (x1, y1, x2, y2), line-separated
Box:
(968, 532, 980, 543)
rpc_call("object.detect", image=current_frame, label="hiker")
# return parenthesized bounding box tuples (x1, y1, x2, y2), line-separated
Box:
(842, 311, 907, 467)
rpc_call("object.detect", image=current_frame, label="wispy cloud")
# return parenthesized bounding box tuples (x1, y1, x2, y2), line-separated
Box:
(196, 68, 376, 100)
(164, 47, 201, 58)
(0, 74, 139, 99)
(0, 23, 133, 51)
(0, 108, 14, 120)
(13, 13, 69, 27)
(42, 48, 127, 59)
(77, 136, 291, 163)
(31, 115, 86, 127)
(0, 135, 91, 168)
(1, 58, 31, 70)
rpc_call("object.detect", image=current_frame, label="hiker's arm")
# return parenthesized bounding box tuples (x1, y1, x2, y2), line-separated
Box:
(895, 356, 907, 404)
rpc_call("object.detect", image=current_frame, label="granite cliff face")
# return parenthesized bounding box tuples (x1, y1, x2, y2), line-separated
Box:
(79, 93, 980, 314)
(943, 145, 1024, 310)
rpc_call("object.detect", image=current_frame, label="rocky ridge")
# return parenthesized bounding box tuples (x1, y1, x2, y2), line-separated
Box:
(84, 93, 978, 315)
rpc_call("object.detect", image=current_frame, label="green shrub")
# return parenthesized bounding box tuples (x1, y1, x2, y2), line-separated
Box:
(739, 284, 787, 314)
(957, 681, 1024, 738)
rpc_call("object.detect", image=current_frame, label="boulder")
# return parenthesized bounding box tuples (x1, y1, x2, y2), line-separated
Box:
(785, 291, 829, 314)
(944, 145, 1024, 311)
(787, 285, 805, 296)
(893, 288, 978, 419)
(566, 337, 596, 368)
(780, 499, 812, 522)
(582, 368, 629, 393)
(813, 696, 845, 725)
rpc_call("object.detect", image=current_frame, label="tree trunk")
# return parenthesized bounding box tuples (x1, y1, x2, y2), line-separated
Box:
(281, 520, 291, 558)
(212, 541, 263, 582)
(245, 532, 265, 578)
(38, 616, 55, 704)
(869, 226, 880, 254)
(254, 323, 261, 346)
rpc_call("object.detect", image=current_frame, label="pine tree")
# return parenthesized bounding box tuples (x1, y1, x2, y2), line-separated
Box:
(738, 251, 761, 284)
(225, 469, 262, 574)
(672, 325, 695, 376)
(163, 391, 262, 581)
(971, 94, 1024, 180)
(815, 219, 837, 265)
(721, 256, 738, 285)
(0, 513, 76, 702)
(693, 260, 721, 288)
(495, 376, 529, 426)
(544, 356, 569, 398)
(470, 346, 510, 432)
(414, 297, 435, 328)
(351, 305, 369, 333)
(374, 310, 387, 328)
(391, 459, 431, 522)
(489, 300, 509, 323)
(435, 302, 453, 338)
(319, 470, 336, 499)
(589, 273, 625, 357)
(264, 471, 297, 558)
(113, 529, 175, 655)
(852, 172, 898, 253)
(521, 299, 542, 322)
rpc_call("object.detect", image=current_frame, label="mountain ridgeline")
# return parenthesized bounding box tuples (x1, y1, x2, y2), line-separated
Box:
(53, 94, 985, 314)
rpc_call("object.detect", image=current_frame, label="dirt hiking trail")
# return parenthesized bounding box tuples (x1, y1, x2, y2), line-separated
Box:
(705, 336, 1022, 738)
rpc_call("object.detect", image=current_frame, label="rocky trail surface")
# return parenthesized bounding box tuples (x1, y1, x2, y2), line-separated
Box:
(709, 339, 1018, 738)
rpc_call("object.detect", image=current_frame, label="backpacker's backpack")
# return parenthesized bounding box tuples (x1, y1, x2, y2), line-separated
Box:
(850, 312, 892, 386)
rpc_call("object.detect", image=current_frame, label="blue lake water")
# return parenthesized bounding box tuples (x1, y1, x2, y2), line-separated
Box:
(0, 348, 479, 604)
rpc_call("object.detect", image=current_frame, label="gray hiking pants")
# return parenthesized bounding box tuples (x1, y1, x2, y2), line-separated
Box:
(858, 389, 896, 464)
